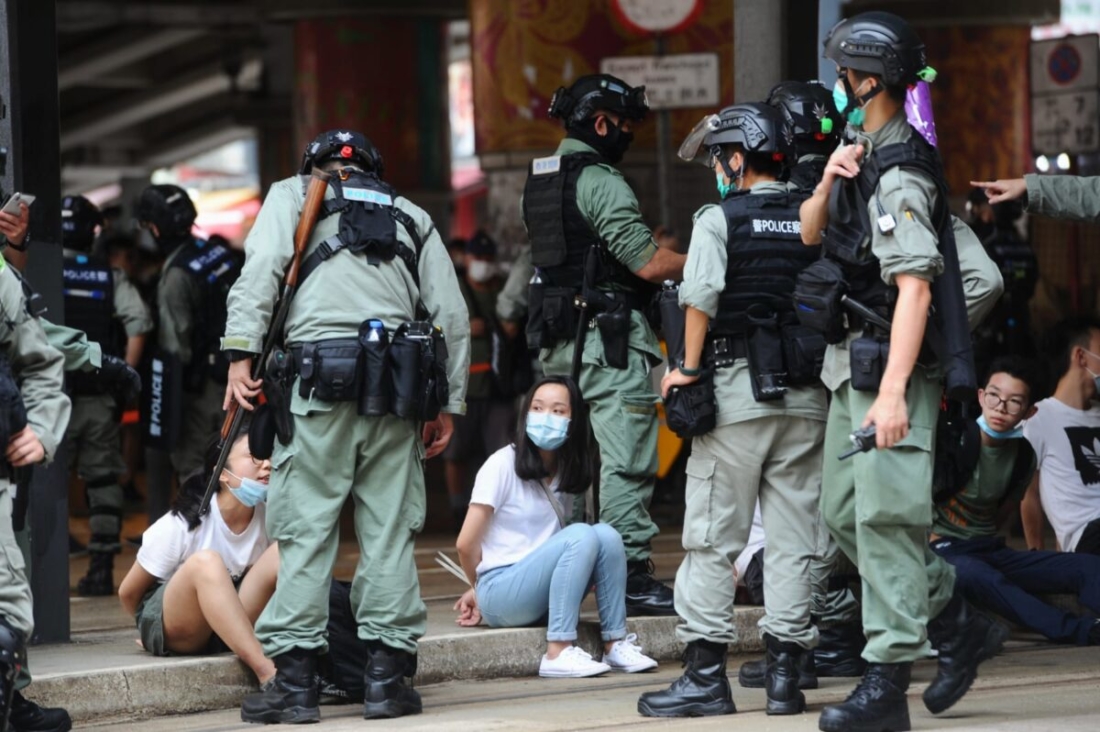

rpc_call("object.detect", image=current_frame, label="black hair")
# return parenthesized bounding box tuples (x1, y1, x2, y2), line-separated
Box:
(720, 143, 784, 180)
(983, 356, 1048, 406)
(849, 69, 907, 105)
(1044, 315, 1100, 382)
(513, 376, 591, 495)
(170, 418, 251, 531)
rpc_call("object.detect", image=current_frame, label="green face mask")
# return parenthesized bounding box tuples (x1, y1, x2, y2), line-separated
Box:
(716, 169, 738, 198)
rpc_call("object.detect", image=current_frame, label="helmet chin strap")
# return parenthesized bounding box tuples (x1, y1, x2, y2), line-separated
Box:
(843, 75, 883, 110)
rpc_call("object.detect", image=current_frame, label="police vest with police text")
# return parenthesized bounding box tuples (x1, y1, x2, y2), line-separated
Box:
(63, 254, 120, 353)
(713, 189, 819, 336)
(522, 151, 646, 301)
(170, 238, 242, 387)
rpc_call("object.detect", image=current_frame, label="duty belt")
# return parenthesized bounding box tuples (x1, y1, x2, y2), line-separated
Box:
(705, 335, 748, 368)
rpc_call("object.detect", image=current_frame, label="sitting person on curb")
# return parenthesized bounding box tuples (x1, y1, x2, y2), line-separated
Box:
(1021, 317, 1100, 555)
(118, 425, 279, 686)
(931, 356, 1100, 646)
(454, 376, 658, 678)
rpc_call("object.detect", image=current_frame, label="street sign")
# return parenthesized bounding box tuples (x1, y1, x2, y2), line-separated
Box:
(1030, 34, 1098, 94)
(600, 53, 719, 110)
(610, 0, 704, 36)
(1030, 34, 1100, 154)
(1031, 88, 1100, 154)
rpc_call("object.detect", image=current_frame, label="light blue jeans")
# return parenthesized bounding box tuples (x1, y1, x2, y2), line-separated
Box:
(477, 522, 629, 642)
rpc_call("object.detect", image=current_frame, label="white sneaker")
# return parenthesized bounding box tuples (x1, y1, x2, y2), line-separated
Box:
(539, 645, 612, 678)
(603, 633, 659, 673)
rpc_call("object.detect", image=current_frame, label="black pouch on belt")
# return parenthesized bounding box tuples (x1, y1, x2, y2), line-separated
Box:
(664, 372, 717, 439)
(263, 348, 295, 444)
(850, 335, 889, 392)
(540, 286, 579, 341)
(358, 320, 391, 417)
(296, 339, 362, 402)
(782, 322, 827, 387)
(527, 279, 548, 350)
(416, 325, 449, 422)
(745, 304, 787, 402)
(596, 306, 630, 369)
(793, 258, 849, 344)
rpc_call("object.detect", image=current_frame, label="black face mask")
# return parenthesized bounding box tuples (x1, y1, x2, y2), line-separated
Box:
(569, 117, 634, 164)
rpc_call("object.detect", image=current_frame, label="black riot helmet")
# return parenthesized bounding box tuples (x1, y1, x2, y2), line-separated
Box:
(549, 74, 649, 129)
(299, 129, 384, 176)
(61, 195, 104, 252)
(679, 102, 794, 166)
(823, 11, 927, 87)
(136, 184, 196, 244)
(766, 81, 843, 155)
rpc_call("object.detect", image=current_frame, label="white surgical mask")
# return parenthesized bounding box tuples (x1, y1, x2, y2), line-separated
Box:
(468, 260, 497, 283)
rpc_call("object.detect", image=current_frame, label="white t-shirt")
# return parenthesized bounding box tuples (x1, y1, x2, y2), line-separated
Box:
(137, 497, 270, 583)
(470, 445, 574, 577)
(1023, 397, 1100, 552)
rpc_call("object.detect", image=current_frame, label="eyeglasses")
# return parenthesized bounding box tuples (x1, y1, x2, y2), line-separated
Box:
(981, 390, 1027, 416)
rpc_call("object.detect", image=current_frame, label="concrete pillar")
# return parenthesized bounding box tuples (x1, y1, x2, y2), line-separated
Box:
(733, 0, 787, 103)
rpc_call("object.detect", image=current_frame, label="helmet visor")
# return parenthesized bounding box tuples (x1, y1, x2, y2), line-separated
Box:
(678, 114, 720, 164)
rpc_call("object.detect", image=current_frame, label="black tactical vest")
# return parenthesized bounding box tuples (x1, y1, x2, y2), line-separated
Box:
(787, 157, 826, 195)
(62, 254, 119, 352)
(522, 151, 646, 301)
(713, 189, 819, 335)
(170, 238, 242, 387)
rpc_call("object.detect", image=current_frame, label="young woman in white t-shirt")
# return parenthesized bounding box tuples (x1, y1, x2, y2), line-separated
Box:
(454, 376, 658, 678)
(118, 428, 279, 685)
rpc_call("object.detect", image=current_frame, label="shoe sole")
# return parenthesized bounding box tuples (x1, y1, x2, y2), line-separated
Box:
(539, 664, 612, 678)
(923, 620, 1009, 715)
(637, 698, 737, 717)
(607, 660, 659, 673)
(363, 700, 422, 719)
(240, 706, 321, 725)
(819, 708, 911, 732)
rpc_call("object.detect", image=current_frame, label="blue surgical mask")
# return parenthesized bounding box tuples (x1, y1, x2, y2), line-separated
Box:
(225, 471, 268, 507)
(833, 79, 866, 127)
(977, 414, 1025, 441)
(715, 171, 735, 199)
(526, 411, 570, 450)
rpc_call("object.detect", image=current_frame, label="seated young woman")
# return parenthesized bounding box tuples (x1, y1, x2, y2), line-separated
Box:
(454, 376, 658, 678)
(118, 424, 279, 685)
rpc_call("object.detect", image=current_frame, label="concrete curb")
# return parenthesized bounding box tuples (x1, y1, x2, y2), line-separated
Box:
(26, 609, 766, 724)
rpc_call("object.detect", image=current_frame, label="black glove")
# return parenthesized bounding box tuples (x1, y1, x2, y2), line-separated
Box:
(98, 354, 142, 404)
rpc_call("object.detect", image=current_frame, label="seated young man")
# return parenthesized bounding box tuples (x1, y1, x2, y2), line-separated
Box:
(931, 356, 1100, 646)
(1022, 317, 1100, 555)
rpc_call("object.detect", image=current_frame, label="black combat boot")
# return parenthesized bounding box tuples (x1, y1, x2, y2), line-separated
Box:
(76, 552, 114, 597)
(814, 621, 868, 677)
(738, 649, 817, 689)
(637, 640, 736, 717)
(818, 663, 912, 732)
(362, 644, 422, 719)
(240, 648, 320, 724)
(8, 691, 72, 732)
(923, 593, 1008, 714)
(625, 560, 676, 616)
(764, 634, 807, 716)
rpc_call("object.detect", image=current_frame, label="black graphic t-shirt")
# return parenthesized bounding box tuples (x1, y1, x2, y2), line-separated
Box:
(1024, 398, 1100, 551)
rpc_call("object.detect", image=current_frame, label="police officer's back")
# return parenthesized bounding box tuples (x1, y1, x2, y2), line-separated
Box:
(523, 74, 686, 615)
(138, 184, 239, 481)
(223, 131, 469, 723)
(61, 195, 153, 596)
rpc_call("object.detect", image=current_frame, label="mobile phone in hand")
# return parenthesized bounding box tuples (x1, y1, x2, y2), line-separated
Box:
(1, 192, 35, 216)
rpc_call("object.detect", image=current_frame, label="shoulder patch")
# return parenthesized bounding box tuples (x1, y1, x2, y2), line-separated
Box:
(343, 187, 394, 206)
(531, 156, 562, 175)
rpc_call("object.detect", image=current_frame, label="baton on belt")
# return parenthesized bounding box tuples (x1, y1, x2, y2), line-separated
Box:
(569, 248, 599, 384)
(200, 169, 331, 515)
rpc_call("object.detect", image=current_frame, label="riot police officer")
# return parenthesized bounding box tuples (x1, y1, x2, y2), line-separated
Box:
(223, 130, 470, 723)
(767, 80, 846, 195)
(0, 220, 74, 732)
(137, 184, 239, 483)
(799, 12, 1006, 731)
(524, 74, 685, 615)
(60, 195, 152, 596)
(637, 103, 826, 718)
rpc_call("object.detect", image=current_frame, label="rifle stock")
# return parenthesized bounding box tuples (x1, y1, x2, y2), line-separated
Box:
(200, 169, 332, 515)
